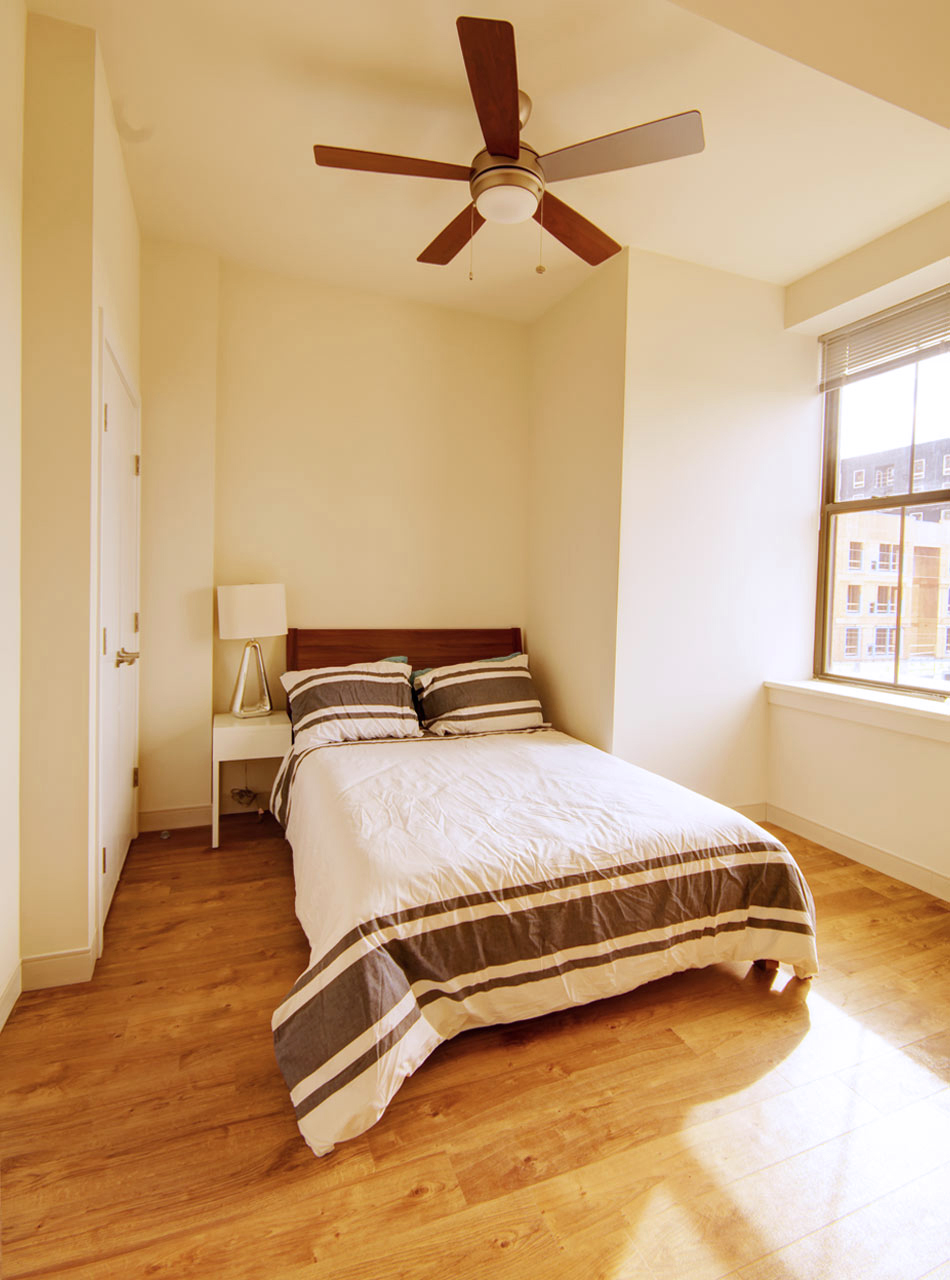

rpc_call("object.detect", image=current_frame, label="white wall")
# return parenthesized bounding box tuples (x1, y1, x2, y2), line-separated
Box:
(0, 0, 25, 1028)
(138, 240, 218, 827)
(768, 686, 950, 900)
(613, 250, 820, 809)
(20, 15, 140, 988)
(526, 254, 629, 749)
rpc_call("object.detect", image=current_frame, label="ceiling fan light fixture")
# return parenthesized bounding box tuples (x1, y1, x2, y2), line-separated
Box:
(471, 168, 543, 224)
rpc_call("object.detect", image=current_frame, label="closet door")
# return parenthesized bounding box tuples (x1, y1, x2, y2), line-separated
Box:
(98, 338, 140, 941)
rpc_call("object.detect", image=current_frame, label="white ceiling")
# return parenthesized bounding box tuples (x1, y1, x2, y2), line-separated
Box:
(31, 0, 950, 323)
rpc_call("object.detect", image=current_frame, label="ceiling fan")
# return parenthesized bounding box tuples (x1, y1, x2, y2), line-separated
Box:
(313, 16, 705, 268)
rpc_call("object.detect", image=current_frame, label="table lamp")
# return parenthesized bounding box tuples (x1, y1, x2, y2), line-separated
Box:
(216, 583, 287, 718)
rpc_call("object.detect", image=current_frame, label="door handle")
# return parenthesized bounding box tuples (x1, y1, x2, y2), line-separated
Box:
(115, 648, 140, 667)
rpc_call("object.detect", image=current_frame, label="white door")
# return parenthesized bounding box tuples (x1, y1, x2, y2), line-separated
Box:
(98, 340, 140, 941)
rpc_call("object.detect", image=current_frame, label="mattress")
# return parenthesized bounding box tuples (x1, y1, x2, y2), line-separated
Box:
(270, 730, 818, 1155)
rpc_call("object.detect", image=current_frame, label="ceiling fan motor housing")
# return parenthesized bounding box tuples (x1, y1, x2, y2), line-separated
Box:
(470, 145, 544, 223)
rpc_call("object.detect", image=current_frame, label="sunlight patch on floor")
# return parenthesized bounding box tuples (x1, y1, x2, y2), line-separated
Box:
(612, 987, 950, 1280)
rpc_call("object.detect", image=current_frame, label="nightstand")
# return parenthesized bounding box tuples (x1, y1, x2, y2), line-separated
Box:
(211, 711, 292, 848)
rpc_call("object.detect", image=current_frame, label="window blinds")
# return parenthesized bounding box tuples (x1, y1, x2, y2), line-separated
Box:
(819, 283, 950, 392)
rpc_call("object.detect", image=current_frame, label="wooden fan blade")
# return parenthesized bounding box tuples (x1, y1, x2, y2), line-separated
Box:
(535, 192, 621, 266)
(417, 204, 486, 265)
(314, 145, 470, 181)
(456, 17, 520, 159)
(540, 110, 705, 184)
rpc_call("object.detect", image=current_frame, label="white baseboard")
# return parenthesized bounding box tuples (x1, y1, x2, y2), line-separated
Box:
(736, 802, 768, 822)
(21, 946, 96, 991)
(766, 805, 950, 905)
(0, 963, 21, 1031)
(139, 805, 212, 832)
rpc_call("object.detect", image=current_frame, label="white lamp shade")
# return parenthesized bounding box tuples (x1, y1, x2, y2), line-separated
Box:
(217, 583, 287, 640)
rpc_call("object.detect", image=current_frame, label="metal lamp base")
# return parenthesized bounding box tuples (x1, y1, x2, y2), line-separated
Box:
(229, 639, 274, 718)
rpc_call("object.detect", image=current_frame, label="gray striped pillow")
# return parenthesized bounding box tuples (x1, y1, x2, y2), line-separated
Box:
(412, 654, 544, 736)
(281, 660, 422, 747)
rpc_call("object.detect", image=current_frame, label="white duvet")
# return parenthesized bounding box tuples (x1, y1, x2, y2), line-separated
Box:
(271, 730, 818, 1155)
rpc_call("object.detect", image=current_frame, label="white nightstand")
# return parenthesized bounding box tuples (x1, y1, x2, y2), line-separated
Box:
(211, 711, 292, 848)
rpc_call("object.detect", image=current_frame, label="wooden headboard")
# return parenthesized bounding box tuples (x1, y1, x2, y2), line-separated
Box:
(285, 627, 523, 672)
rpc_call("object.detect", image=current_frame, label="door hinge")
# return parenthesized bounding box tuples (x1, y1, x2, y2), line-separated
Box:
(102, 846, 107, 874)
(102, 626, 107, 656)
(132, 766, 139, 787)
(103, 404, 108, 432)
(134, 454, 140, 476)
(133, 611, 139, 634)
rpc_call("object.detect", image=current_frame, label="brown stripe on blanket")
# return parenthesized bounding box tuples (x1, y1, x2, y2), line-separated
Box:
(274, 860, 811, 1092)
(293, 1004, 423, 1122)
(280, 838, 795, 998)
(280, 913, 812, 1119)
(275, 947, 414, 1093)
(416, 915, 814, 1013)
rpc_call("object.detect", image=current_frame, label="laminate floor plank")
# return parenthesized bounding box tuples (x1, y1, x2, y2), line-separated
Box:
(2, 817, 949, 1279)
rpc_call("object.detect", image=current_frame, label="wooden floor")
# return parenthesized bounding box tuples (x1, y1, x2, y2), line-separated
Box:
(2, 819, 950, 1280)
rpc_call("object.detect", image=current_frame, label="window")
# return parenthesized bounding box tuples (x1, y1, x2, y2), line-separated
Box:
(878, 542, 899, 571)
(875, 585, 897, 614)
(873, 627, 896, 656)
(817, 284, 950, 694)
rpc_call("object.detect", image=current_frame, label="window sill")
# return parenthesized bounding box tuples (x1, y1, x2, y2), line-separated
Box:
(765, 679, 950, 744)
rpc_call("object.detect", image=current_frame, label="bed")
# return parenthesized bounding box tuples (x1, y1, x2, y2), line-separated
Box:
(270, 627, 818, 1157)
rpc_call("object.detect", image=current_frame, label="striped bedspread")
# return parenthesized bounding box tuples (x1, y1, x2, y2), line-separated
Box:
(270, 730, 818, 1156)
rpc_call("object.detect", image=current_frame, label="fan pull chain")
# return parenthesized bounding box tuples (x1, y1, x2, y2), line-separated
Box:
(469, 204, 475, 281)
(536, 196, 546, 275)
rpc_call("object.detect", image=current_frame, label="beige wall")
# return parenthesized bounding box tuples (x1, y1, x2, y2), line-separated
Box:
(0, 0, 25, 1026)
(20, 14, 97, 970)
(613, 250, 820, 809)
(785, 203, 950, 332)
(138, 241, 218, 824)
(138, 258, 530, 822)
(20, 15, 140, 986)
(525, 254, 628, 750)
(93, 44, 141, 388)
